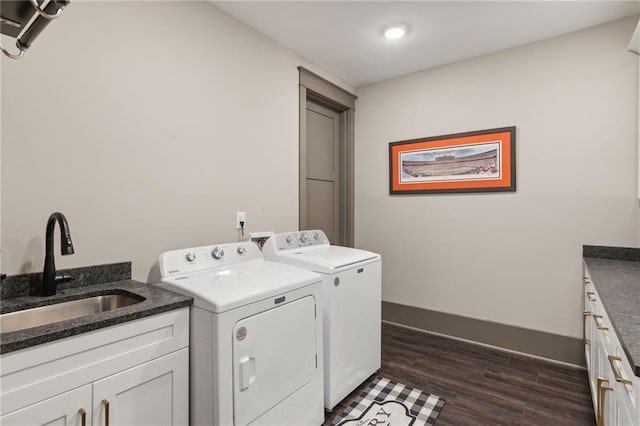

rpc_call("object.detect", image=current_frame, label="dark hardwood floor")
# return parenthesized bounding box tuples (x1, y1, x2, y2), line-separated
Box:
(324, 322, 595, 425)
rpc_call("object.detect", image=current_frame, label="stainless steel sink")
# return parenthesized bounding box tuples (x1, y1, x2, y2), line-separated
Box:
(0, 294, 144, 333)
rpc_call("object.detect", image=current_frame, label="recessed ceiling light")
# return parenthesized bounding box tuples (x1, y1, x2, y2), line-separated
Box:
(384, 25, 407, 40)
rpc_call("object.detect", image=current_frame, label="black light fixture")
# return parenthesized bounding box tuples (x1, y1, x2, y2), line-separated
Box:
(1, 0, 69, 59)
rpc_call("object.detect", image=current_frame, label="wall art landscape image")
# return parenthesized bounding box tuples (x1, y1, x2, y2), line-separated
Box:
(400, 142, 501, 183)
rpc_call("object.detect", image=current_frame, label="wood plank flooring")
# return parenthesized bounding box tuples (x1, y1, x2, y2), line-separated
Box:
(324, 322, 595, 425)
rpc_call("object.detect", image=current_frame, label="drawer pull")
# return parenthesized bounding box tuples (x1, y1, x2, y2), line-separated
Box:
(78, 408, 86, 426)
(582, 311, 591, 345)
(607, 355, 633, 385)
(597, 377, 613, 426)
(102, 399, 110, 426)
(593, 315, 608, 331)
(586, 292, 596, 302)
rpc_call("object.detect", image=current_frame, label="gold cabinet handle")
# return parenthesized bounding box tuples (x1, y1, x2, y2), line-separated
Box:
(593, 314, 608, 331)
(583, 311, 591, 345)
(586, 291, 596, 302)
(597, 377, 613, 426)
(78, 408, 86, 426)
(102, 399, 110, 426)
(607, 355, 633, 385)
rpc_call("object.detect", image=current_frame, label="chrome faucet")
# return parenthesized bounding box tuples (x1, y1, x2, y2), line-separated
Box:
(42, 212, 75, 296)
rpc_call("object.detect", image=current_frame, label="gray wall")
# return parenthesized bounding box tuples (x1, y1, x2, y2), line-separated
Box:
(354, 16, 640, 339)
(0, 1, 352, 281)
(1, 2, 638, 350)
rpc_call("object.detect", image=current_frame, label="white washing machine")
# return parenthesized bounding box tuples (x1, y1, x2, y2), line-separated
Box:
(262, 230, 381, 410)
(155, 241, 324, 426)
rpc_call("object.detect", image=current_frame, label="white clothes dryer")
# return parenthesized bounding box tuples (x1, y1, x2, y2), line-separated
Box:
(155, 241, 324, 426)
(262, 230, 381, 410)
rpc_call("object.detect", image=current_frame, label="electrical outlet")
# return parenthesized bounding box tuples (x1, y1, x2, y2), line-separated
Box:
(236, 211, 246, 229)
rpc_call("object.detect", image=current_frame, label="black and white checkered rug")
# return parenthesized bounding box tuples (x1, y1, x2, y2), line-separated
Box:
(330, 377, 446, 426)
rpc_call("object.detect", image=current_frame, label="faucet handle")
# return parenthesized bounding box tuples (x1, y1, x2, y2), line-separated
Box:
(54, 274, 74, 285)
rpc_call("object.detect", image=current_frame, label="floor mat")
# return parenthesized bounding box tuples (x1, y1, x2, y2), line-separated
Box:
(330, 377, 446, 426)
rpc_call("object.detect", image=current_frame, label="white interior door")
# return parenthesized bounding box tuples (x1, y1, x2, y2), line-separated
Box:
(233, 296, 317, 426)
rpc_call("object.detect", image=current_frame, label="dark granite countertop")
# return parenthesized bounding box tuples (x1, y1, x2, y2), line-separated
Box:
(1, 269, 192, 354)
(583, 245, 640, 377)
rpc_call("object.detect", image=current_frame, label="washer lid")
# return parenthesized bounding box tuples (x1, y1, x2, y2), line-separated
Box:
(159, 260, 321, 313)
(269, 245, 380, 273)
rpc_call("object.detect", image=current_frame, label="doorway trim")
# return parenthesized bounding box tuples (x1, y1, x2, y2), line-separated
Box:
(298, 67, 356, 247)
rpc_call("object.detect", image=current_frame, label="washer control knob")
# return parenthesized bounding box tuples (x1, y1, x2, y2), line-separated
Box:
(299, 233, 308, 243)
(185, 252, 196, 262)
(285, 235, 293, 244)
(237, 246, 246, 255)
(211, 247, 224, 260)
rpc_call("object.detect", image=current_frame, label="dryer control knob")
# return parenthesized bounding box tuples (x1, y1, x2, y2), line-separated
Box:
(285, 235, 293, 244)
(185, 252, 196, 262)
(299, 233, 308, 243)
(237, 246, 246, 255)
(211, 247, 224, 260)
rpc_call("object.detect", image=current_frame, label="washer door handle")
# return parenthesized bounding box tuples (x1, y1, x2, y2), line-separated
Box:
(239, 356, 256, 391)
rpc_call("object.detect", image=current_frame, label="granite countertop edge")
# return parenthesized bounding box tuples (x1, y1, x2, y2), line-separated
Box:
(0, 280, 193, 354)
(583, 244, 640, 377)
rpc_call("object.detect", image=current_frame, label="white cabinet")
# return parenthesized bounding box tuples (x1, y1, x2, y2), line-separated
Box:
(1, 350, 187, 426)
(92, 350, 188, 426)
(584, 277, 597, 402)
(583, 267, 639, 426)
(1, 384, 93, 426)
(598, 349, 637, 426)
(0, 308, 189, 426)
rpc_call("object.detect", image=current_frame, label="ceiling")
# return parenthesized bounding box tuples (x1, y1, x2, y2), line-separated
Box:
(213, 1, 640, 87)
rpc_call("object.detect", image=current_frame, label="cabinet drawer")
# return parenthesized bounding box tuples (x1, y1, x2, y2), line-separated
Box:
(583, 272, 596, 311)
(592, 309, 616, 355)
(584, 283, 615, 356)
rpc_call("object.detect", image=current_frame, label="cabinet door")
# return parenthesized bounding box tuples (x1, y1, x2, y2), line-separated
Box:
(610, 348, 639, 426)
(583, 281, 595, 391)
(592, 332, 603, 420)
(92, 349, 188, 426)
(585, 312, 596, 409)
(601, 353, 634, 426)
(584, 277, 595, 407)
(0, 384, 92, 426)
(612, 396, 634, 426)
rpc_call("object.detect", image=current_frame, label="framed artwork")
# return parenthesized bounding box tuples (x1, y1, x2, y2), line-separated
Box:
(389, 126, 516, 194)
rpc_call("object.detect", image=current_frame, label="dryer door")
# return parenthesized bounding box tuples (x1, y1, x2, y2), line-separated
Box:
(232, 295, 318, 426)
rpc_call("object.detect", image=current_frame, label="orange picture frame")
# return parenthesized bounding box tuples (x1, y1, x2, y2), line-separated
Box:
(389, 126, 516, 194)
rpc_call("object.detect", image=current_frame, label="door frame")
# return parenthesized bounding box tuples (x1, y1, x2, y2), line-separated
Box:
(298, 67, 356, 247)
